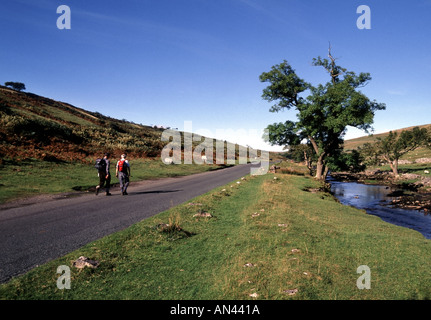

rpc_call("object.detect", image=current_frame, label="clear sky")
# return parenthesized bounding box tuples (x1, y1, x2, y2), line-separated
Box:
(1, 0, 430, 151)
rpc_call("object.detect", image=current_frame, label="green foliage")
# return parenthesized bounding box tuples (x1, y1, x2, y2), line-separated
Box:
(360, 127, 430, 175)
(327, 150, 366, 173)
(260, 49, 385, 179)
(0, 110, 82, 145)
(283, 143, 317, 175)
(285, 144, 314, 162)
(357, 142, 380, 167)
(265, 121, 302, 147)
(4, 81, 26, 91)
(260, 60, 309, 112)
(379, 127, 429, 161)
(0, 87, 167, 160)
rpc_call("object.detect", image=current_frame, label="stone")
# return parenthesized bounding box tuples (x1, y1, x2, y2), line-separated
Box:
(193, 212, 212, 218)
(400, 173, 422, 180)
(415, 158, 431, 163)
(72, 256, 99, 269)
(188, 202, 202, 206)
(283, 288, 298, 296)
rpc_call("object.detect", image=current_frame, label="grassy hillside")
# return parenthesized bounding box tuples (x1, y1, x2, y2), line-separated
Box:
(343, 124, 431, 161)
(0, 86, 170, 162)
(0, 86, 254, 165)
(1, 86, 258, 163)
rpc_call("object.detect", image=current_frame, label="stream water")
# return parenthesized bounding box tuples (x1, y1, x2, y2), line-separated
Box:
(329, 179, 431, 239)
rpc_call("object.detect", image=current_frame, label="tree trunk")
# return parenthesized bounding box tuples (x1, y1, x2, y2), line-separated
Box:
(308, 136, 323, 179)
(323, 165, 329, 180)
(304, 150, 314, 175)
(315, 154, 326, 180)
(390, 159, 399, 176)
(304, 150, 310, 169)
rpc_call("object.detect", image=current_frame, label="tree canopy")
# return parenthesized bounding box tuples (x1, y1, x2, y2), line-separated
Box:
(4, 82, 26, 92)
(360, 127, 430, 175)
(260, 47, 386, 180)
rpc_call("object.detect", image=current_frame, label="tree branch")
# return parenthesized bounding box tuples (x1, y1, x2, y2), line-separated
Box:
(308, 135, 320, 155)
(328, 43, 341, 84)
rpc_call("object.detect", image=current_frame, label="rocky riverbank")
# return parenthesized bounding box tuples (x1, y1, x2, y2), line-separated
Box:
(330, 169, 431, 213)
(388, 192, 431, 213)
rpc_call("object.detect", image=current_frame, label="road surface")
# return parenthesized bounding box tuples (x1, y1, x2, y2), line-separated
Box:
(0, 164, 257, 284)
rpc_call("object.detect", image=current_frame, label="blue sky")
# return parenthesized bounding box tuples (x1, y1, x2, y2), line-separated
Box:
(1, 0, 430, 151)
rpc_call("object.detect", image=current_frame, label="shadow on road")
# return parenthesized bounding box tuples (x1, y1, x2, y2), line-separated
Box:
(131, 189, 182, 195)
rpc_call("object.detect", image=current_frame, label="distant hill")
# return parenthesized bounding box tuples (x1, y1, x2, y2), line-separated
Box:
(343, 124, 431, 150)
(0, 86, 243, 163)
(0, 86, 170, 162)
(271, 124, 431, 162)
(343, 124, 431, 161)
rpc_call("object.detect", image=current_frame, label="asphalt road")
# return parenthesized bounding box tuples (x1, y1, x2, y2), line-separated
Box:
(0, 163, 257, 284)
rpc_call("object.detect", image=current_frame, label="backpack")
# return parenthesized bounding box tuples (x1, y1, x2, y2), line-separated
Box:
(118, 159, 127, 173)
(94, 158, 106, 171)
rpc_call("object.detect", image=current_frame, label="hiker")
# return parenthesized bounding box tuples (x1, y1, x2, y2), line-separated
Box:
(116, 153, 131, 195)
(95, 152, 112, 196)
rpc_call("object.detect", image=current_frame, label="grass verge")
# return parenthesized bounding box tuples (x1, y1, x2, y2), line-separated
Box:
(1, 172, 431, 300)
(0, 158, 229, 204)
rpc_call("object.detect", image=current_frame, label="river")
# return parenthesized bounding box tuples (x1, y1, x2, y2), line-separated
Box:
(329, 179, 431, 239)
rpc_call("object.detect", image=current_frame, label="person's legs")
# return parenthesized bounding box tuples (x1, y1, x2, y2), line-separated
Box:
(118, 172, 125, 194)
(95, 173, 106, 195)
(105, 174, 111, 195)
(123, 175, 129, 195)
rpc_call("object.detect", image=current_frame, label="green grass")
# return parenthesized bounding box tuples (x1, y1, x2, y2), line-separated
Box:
(343, 124, 431, 152)
(343, 125, 431, 179)
(400, 147, 431, 162)
(0, 158, 229, 204)
(377, 163, 431, 177)
(343, 128, 431, 186)
(2, 171, 431, 300)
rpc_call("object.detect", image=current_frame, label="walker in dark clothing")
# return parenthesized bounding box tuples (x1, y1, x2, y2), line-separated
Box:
(95, 154, 111, 196)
